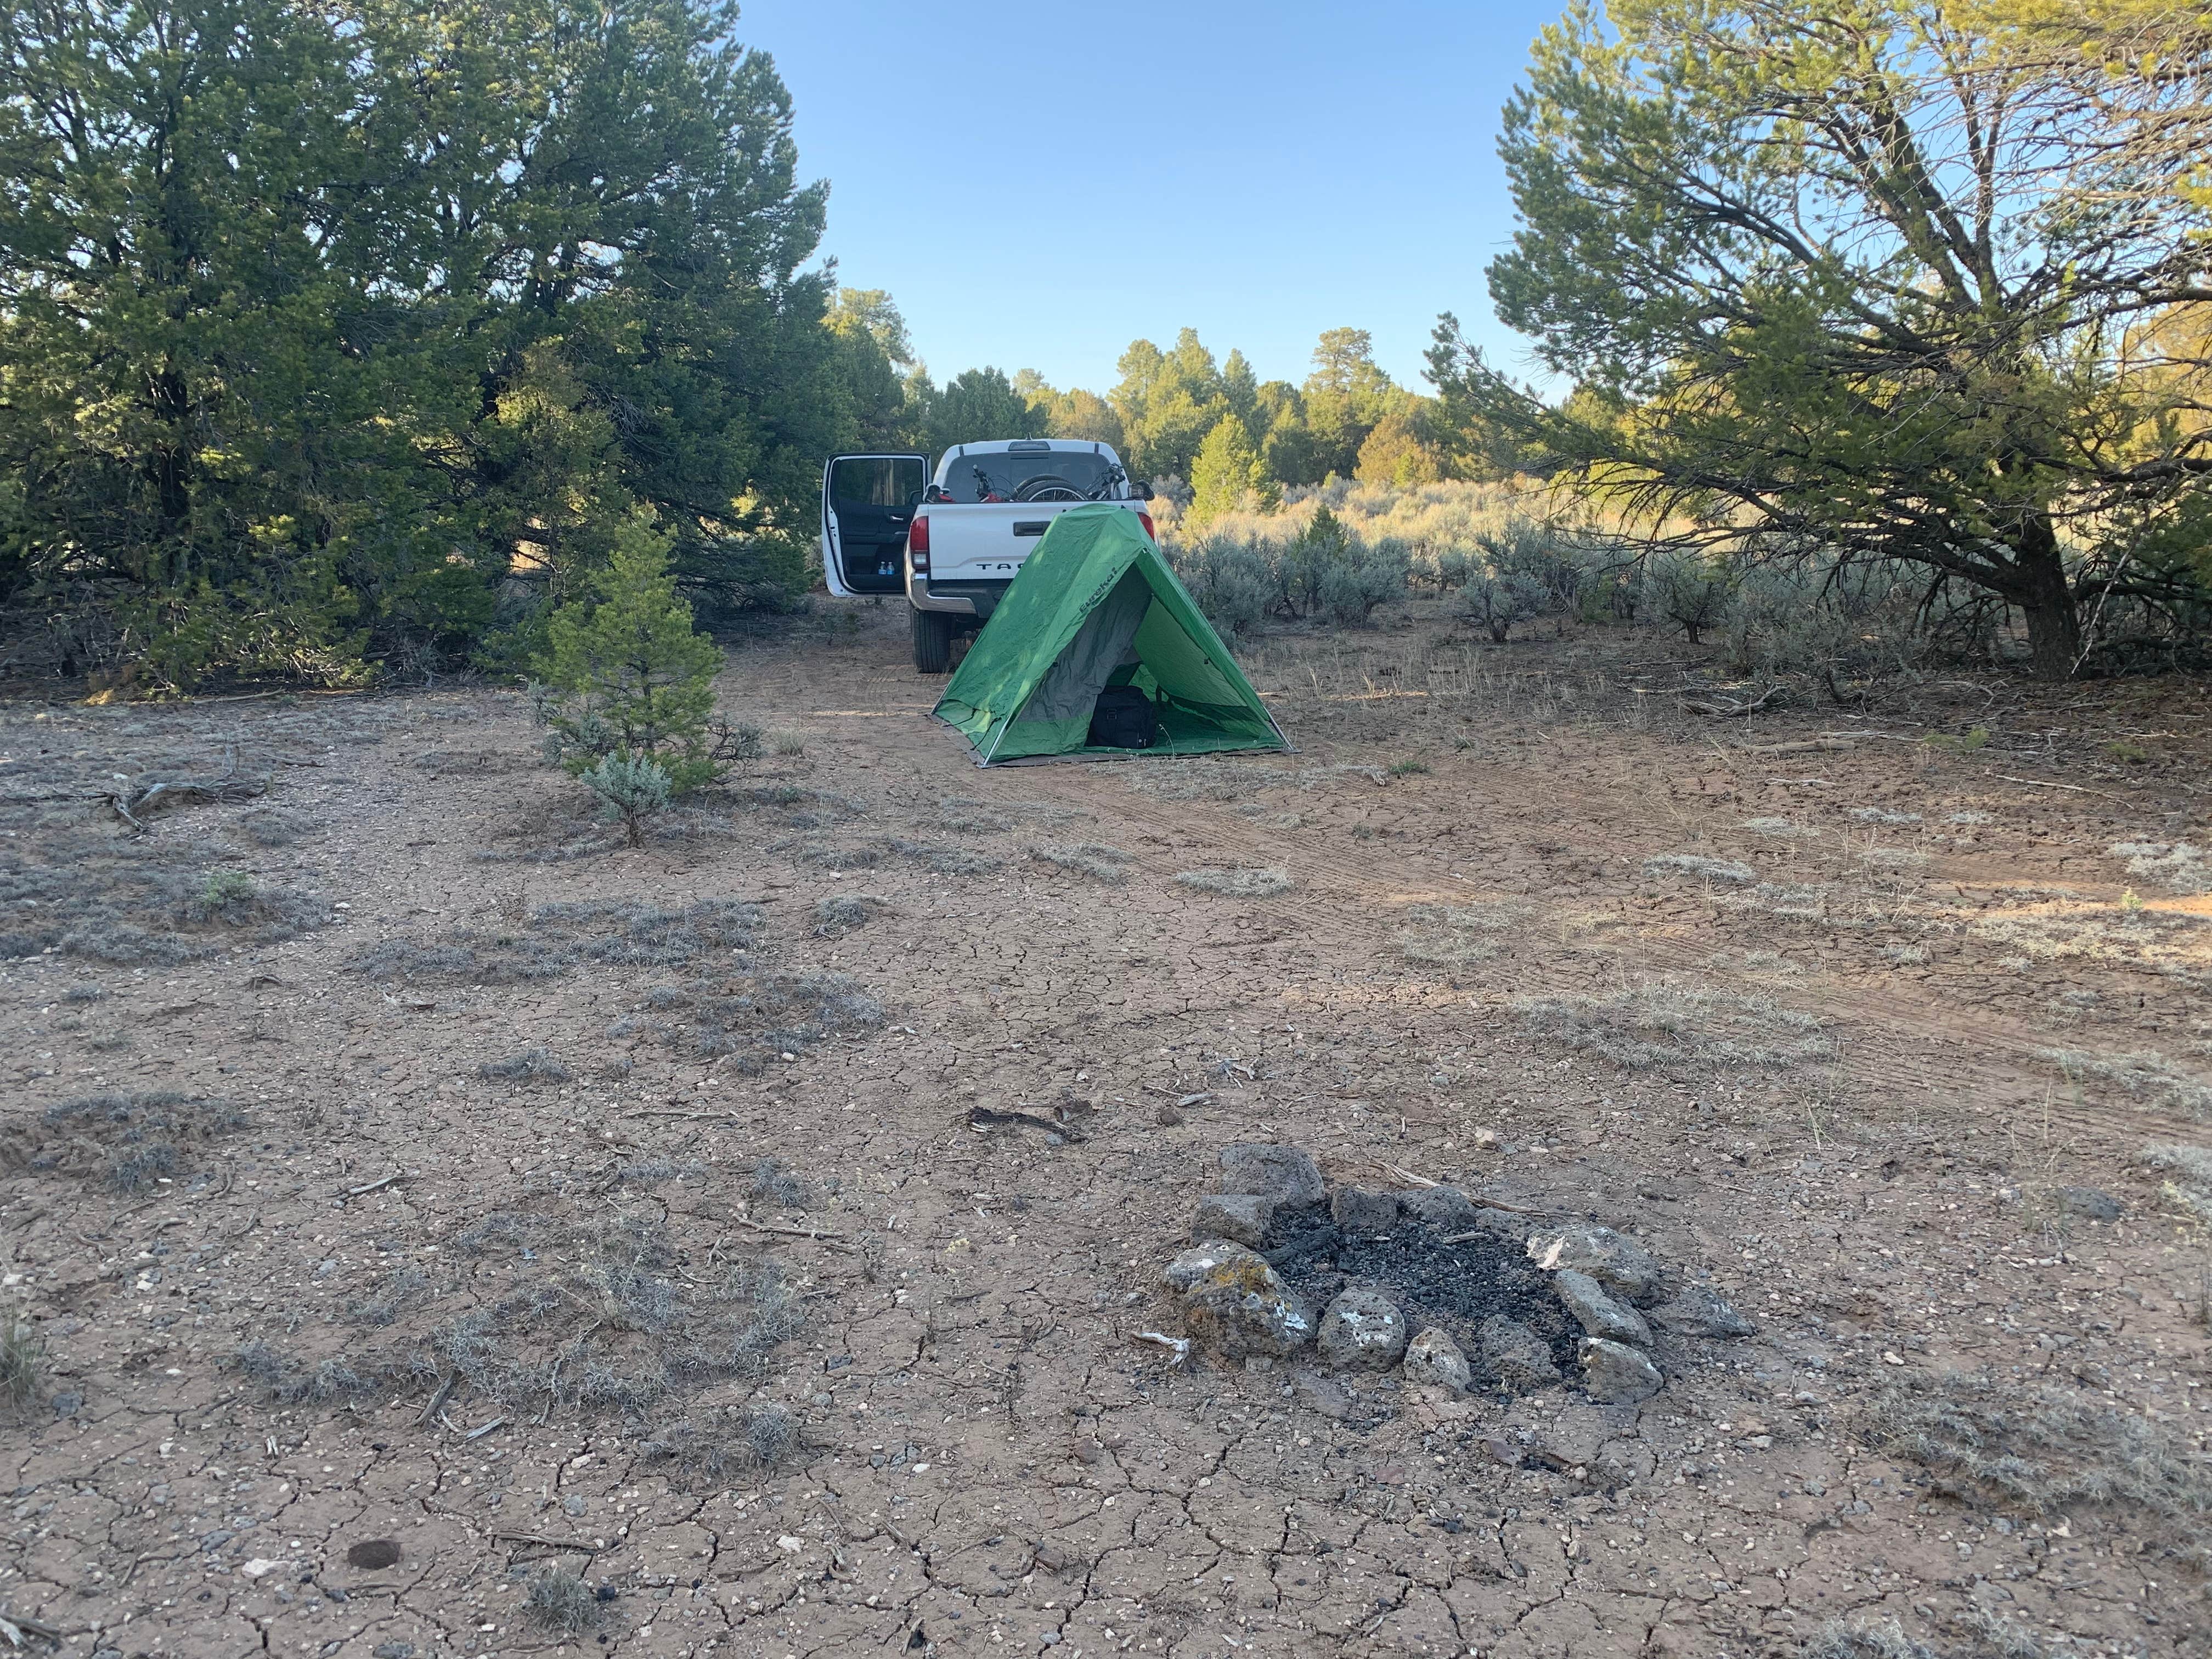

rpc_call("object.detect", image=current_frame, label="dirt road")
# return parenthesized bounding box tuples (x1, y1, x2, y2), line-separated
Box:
(5, 599, 2210, 1657)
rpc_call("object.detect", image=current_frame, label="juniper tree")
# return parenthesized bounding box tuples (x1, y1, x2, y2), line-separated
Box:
(1431, 0, 2212, 679)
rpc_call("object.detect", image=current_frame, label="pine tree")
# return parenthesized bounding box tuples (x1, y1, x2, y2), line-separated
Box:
(1189, 416, 1263, 528)
(537, 517, 724, 808)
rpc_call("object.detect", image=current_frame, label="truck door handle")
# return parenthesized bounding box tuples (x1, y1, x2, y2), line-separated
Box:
(1013, 522, 1048, 537)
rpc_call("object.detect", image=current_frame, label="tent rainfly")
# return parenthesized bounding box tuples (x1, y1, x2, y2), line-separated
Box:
(931, 504, 1289, 765)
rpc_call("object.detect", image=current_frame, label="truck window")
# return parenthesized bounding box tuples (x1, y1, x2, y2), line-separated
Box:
(831, 456, 924, 509)
(946, 451, 1115, 502)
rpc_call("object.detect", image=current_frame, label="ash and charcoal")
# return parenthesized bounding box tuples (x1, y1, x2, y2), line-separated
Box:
(1162, 1144, 1746, 1406)
(1275, 1204, 1581, 1375)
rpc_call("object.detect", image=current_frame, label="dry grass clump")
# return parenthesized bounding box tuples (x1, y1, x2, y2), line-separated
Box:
(0, 822, 330, 964)
(643, 1401, 798, 1483)
(1029, 842, 1135, 884)
(350, 897, 762, 984)
(35, 1091, 245, 1191)
(1857, 845, 1929, 874)
(2045, 1047, 2212, 1120)
(1966, 904, 2210, 975)
(811, 894, 881, 936)
(780, 838, 880, 870)
(749, 1157, 811, 1209)
(1, 1313, 44, 1410)
(2109, 840, 2210, 895)
(1174, 867, 1293, 898)
(1848, 808, 1923, 826)
(230, 1342, 391, 1406)
(1741, 816, 1819, 839)
(936, 800, 1014, 833)
(1395, 902, 1522, 973)
(1800, 1621, 1938, 1659)
(602, 957, 882, 1074)
(888, 838, 995, 877)
(478, 1046, 571, 1082)
(472, 828, 622, 865)
(524, 1567, 603, 1633)
(1644, 853, 1758, 884)
(1515, 984, 1833, 1071)
(346, 1267, 434, 1327)
(2142, 1142, 2212, 1183)
(1722, 881, 1833, 921)
(934, 795, 1084, 833)
(232, 1203, 814, 1424)
(2141, 1142, 2212, 1223)
(1866, 1370, 2212, 1516)
(235, 806, 323, 846)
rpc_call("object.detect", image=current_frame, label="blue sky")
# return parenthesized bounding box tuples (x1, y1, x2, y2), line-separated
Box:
(739, 0, 1560, 396)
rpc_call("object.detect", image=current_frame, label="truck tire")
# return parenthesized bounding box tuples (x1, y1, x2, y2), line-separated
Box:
(911, 607, 954, 674)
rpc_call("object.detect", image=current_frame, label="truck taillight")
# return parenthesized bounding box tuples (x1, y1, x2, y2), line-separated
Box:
(908, 515, 929, 570)
(1137, 511, 1155, 541)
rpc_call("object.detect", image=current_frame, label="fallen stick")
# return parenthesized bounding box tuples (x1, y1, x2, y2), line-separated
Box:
(415, 1374, 458, 1427)
(726, 1215, 854, 1249)
(490, 1532, 604, 1555)
(624, 1108, 735, 1120)
(1995, 774, 2116, 798)
(967, 1103, 1088, 1142)
(1682, 686, 1783, 718)
(100, 758, 269, 831)
(345, 1173, 404, 1198)
(0, 1606, 63, 1643)
(1739, 738, 1853, 757)
(1129, 1331, 1191, 1367)
(464, 1416, 507, 1441)
(1376, 1161, 1440, 1189)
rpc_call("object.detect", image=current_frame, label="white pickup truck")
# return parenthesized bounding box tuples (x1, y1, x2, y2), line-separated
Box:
(819, 438, 1155, 672)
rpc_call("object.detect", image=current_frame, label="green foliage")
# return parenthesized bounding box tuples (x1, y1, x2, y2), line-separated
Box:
(1171, 535, 1279, 641)
(1431, 0, 2212, 679)
(1356, 408, 1445, 486)
(920, 368, 1040, 459)
(1189, 416, 1267, 527)
(582, 752, 675, 848)
(1643, 550, 1735, 646)
(1302, 328, 1404, 482)
(537, 519, 723, 797)
(827, 289, 918, 452)
(0, 0, 850, 689)
(1168, 504, 1409, 633)
(1, 1313, 43, 1409)
(1460, 567, 1551, 642)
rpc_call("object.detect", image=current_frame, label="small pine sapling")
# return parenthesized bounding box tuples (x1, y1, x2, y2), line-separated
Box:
(535, 517, 724, 841)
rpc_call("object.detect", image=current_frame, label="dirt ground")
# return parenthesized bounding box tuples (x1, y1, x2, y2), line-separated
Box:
(5, 595, 2212, 1659)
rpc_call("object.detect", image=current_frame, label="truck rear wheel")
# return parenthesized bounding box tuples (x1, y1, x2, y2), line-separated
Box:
(911, 607, 955, 674)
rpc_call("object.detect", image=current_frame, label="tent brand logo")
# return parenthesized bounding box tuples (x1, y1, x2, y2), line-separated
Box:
(932, 505, 1289, 767)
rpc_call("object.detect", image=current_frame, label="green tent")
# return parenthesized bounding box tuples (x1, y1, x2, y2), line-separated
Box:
(932, 505, 1289, 765)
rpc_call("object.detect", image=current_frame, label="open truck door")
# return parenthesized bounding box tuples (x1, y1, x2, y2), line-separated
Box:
(820, 454, 927, 597)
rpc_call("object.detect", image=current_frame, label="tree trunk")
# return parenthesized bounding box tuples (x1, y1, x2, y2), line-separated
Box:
(2013, 511, 2080, 681)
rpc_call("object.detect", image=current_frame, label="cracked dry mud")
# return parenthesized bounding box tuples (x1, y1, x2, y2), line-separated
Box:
(5, 600, 2212, 1659)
